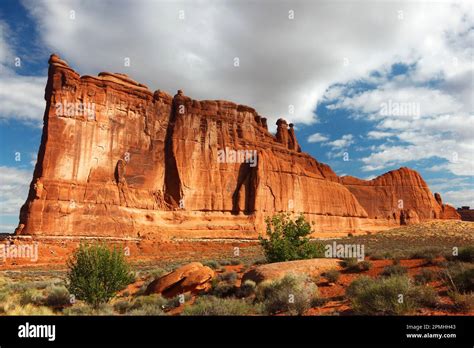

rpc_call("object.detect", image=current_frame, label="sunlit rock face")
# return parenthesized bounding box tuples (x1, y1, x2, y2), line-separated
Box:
(15, 55, 459, 240)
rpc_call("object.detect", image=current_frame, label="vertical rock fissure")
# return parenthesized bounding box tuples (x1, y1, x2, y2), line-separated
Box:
(163, 94, 183, 207)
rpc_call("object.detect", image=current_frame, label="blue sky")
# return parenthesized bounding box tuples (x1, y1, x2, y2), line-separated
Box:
(0, 0, 473, 232)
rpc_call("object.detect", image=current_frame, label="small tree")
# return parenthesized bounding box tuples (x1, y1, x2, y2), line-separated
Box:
(66, 243, 134, 308)
(259, 213, 324, 263)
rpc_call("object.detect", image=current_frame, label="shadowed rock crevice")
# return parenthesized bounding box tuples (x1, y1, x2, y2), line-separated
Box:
(163, 91, 184, 207)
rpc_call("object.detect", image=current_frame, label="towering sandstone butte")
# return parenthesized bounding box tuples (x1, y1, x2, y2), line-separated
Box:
(15, 55, 459, 240)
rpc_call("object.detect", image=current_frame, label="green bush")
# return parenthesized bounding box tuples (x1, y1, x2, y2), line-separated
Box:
(381, 264, 408, 277)
(113, 300, 133, 313)
(147, 268, 168, 279)
(182, 296, 259, 315)
(370, 252, 393, 260)
(259, 214, 324, 263)
(346, 275, 438, 315)
(341, 258, 359, 270)
(342, 259, 372, 273)
(126, 304, 166, 315)
(440, 263, 474, 293)
(255, 274, 318, 315)
(449, 291, 474, 312)
(130, 294, 167, 311)
(63, 303, 114, 316)
(457, 246, 474, 263)
(218, 271, 238, 283)
(166, 293, 192, 308)
(66, 243, 135, 308)
(237, 280, 257, 298)
(19, 289, 43, 306)
(211, 282, 237, 298)
(358, 260, 373, 271)
(43, 286, 71, 308)
(414, 269, 437, 285)
(324, 270, 340, 283)
(410, 247, 442, 264)
(203, 260, 221, 269)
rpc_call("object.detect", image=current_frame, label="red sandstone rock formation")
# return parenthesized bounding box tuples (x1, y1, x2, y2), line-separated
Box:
(340, 170, 460, 224)
(15, 55, 459, 239)
(145, 262, 214, 297)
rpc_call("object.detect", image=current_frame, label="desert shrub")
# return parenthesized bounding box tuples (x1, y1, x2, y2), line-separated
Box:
(440, 263, 474, 293)
(346, 275, 438, 315)
(381, 264, 408, 277)
(63, 303, 114, 316)
(203, 260, 220, 269)
(148, 268, 168, 279)
(66, 243, 135, 308)
(253, 258, 267, 265)
(341, 258, 358, 269)
(324, 270, 340, 283)
(358, 260, 373, 271)
(130, 294, 167, 311)
(449, 291, 474, 312)
(7, 304, 54, 316)
(211, 282, 237, 298)
(126, 304, 166, 315)
(220, 259, 241, 266)
(9, 280, 52, 292)
(457, 246, 474, 263)
(370, 252, 393, 260)
(259, 214, 324, 263)
(166, 293, 192, 308)
(236, 280, 257, 298)
(342, 259, 372, 273)
(414, 269, 437, 285)
(410, 247, 442, 264)
(182, 296, 259, 316)
(218, 271, 238, 283)
(113, 299, 134, 313)
(43, 285, 71, 308)
(0, 288, 9, 302)
(19, 289, 43, 306)
(255, 274, 318, 315)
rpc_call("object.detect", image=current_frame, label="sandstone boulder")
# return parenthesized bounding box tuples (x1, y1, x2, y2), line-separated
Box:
(145, 262, 215, 298)
(242, 258, 342, 284)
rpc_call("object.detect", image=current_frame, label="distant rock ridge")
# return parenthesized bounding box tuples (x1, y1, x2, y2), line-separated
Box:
(14, 54, 459, 239)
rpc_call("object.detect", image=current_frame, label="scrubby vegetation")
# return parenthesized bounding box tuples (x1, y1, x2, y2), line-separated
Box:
(414, 269, 437, 285)
(259, 214, 324, 263)
(440, 262, 474, 293)
(410, 247, 442, 264)
(324, 270, 340, 283)
(342, 259, 372, 273)
(255, 274, 319, 315)
(346, 275, 438, 315)
(182, 296, 259, 315)
(66, 243, 135, 308)
(381, 264, 408, 277)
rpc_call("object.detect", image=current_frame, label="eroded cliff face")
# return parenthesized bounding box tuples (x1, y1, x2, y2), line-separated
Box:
(15, 55, 458, 239)
(340, 168, 460, 224)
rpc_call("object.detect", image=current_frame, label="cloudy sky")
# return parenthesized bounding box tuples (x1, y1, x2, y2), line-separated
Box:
(0, 0, 473, 232)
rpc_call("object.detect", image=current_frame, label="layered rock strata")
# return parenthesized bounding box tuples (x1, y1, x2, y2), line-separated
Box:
(15, 55, 459, 240)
